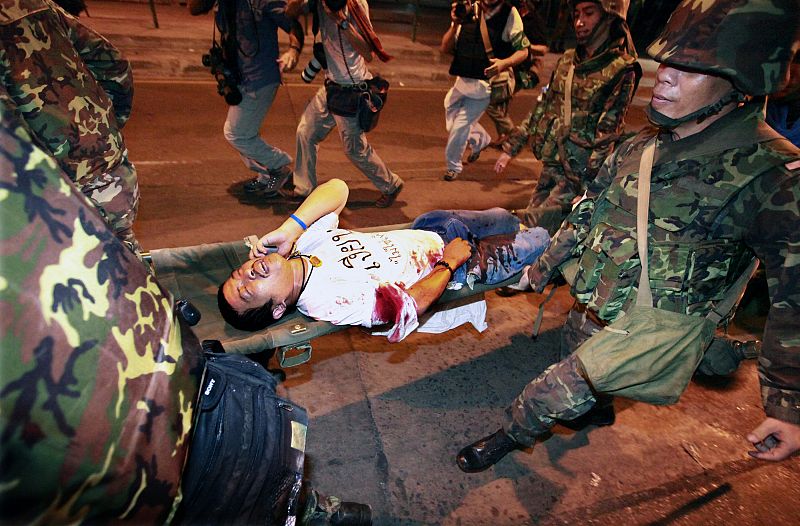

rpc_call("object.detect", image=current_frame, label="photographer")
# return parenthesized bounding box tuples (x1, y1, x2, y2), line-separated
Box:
(485, 0, 549, 148)
(190, 0, 305, 197)
(289, 0, 405, 208)
(440, 0, 531, 181)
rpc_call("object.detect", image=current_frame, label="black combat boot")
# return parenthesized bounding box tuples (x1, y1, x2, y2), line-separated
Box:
(330, 502, 372, 525)
(300, 487, 372, 526)
(456, 429, 523, 473)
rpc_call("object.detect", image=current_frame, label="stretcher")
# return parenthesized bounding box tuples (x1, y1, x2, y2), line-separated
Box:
(147, 224, 525, 368)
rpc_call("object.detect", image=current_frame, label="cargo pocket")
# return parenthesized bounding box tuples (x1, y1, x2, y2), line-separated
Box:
(685, 239, 738, 307)
(572, 222, 639, 320)
(648, 239, 692, 313)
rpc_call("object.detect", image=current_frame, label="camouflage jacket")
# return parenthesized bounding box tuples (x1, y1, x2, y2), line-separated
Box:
(528, 103, 800, 424)
(504, 36, 639, 183)
(0, 0, 133, 186)
(0, 88, 203, 522)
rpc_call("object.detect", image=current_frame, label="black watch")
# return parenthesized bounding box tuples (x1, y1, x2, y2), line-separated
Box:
(339, 18, 349, 30)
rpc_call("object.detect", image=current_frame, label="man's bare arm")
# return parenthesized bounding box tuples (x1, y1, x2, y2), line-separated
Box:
(441, 4, 462, 55)
(407, 238, 472, 315)
(251, 179, 349, 258)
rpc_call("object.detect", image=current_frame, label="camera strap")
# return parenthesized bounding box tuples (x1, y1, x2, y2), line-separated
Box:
(477, 5, 494, 60)
(310, 0, 321, 37)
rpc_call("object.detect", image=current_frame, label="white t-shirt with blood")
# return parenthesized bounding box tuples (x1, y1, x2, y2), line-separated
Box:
(294, 213, 445, 342)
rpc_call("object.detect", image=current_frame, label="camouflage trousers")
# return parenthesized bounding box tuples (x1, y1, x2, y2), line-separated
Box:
(521, 163, 581, 235)
(504, 304, 757, 445)
(80, 157, 142, 255)
(504, 305, 602, 446)
(485, 97, 515, 138)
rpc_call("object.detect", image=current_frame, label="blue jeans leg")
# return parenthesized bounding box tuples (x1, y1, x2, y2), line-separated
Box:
(476, 227, 551, 285)
(411, 208, 525, 284)
(223, 83, 291, 177)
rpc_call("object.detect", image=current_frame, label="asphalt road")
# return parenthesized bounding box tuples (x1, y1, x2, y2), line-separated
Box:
(126, 80, 799, 525)
(128, 81, 552, 250)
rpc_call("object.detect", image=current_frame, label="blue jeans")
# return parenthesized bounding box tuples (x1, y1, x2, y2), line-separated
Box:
(224, 83, 292, 178)
(411, 208, 550, 285)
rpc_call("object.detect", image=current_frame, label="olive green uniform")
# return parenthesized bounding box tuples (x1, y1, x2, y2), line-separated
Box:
(506, 103, 800, 445)
(503, 35, 639, 233)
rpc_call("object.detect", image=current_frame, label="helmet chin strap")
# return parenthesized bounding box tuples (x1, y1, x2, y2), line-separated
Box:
(582, 14, 611, 51)
(646, 90, 745, 129)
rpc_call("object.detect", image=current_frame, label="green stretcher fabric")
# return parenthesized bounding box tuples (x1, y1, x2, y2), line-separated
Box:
(149, 224, 522, 354)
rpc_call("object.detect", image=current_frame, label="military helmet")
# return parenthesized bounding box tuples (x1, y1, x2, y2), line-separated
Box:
(647, 0, 800, 96)
(571, 0, 630, 21)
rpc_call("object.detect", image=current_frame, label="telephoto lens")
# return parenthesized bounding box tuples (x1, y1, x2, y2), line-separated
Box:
(301, 42, 328, 83)
(301, 58, 323, 83)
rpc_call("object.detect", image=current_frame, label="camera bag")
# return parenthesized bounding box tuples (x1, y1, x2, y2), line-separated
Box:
(176, 346, 308, 526)
(357, 76, 389, 132)
(325, 80, 361, 116)
(325, 77, 389, 133)
(324, 15, 390, 132)
(478, 8, 514, 105)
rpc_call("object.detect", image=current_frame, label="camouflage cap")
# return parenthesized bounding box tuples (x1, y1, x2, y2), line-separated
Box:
(571, 0, 630, 20)
(647, 0, 800, 96)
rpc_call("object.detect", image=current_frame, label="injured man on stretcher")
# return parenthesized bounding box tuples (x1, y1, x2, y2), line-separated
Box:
(218, 179, 550, 342)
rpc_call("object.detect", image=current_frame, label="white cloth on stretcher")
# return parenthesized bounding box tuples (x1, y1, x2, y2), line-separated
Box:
(370, 295, 488, 338)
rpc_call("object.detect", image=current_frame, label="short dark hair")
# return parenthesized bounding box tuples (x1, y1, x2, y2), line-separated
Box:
(217, 284, 276, 332)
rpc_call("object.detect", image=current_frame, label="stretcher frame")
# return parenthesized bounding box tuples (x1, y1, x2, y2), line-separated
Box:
(146, 224, 523, 368)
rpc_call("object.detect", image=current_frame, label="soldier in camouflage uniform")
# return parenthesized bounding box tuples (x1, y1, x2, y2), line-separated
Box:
(457, 0, 800, 473)
(494, 0, 640, 234)
(0, 0, 142, 254)
(0, 85, 203, 522)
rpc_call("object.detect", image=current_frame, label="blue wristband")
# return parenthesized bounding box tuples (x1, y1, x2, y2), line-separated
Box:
(290, 214, 307, 231)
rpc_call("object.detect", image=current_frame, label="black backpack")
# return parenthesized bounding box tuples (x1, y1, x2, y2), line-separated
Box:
(176, 348, 308, 525)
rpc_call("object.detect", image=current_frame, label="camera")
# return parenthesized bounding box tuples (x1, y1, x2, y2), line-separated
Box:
(301, 42, 328, 83)
(202, 43, 242, 106)
(452, 0, 475, 21)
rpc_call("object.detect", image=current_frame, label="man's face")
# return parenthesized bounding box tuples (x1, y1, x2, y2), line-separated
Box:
(222, 254, 295, 314)
(650, 64, 734, 119)
(573, 2, 604, 45)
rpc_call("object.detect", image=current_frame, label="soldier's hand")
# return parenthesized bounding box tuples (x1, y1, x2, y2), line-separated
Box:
(442, 237, 472, 268)
(495, 152, 512, 174)
(747, 418, 800, 461)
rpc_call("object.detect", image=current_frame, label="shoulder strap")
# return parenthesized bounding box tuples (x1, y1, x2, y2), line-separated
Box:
(310, 0, 320, 36)
(478, 6, 495, 59)
(562, 63, 575, 131)
(635, 139, 656, 307)
(705, 258, 759, 325)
